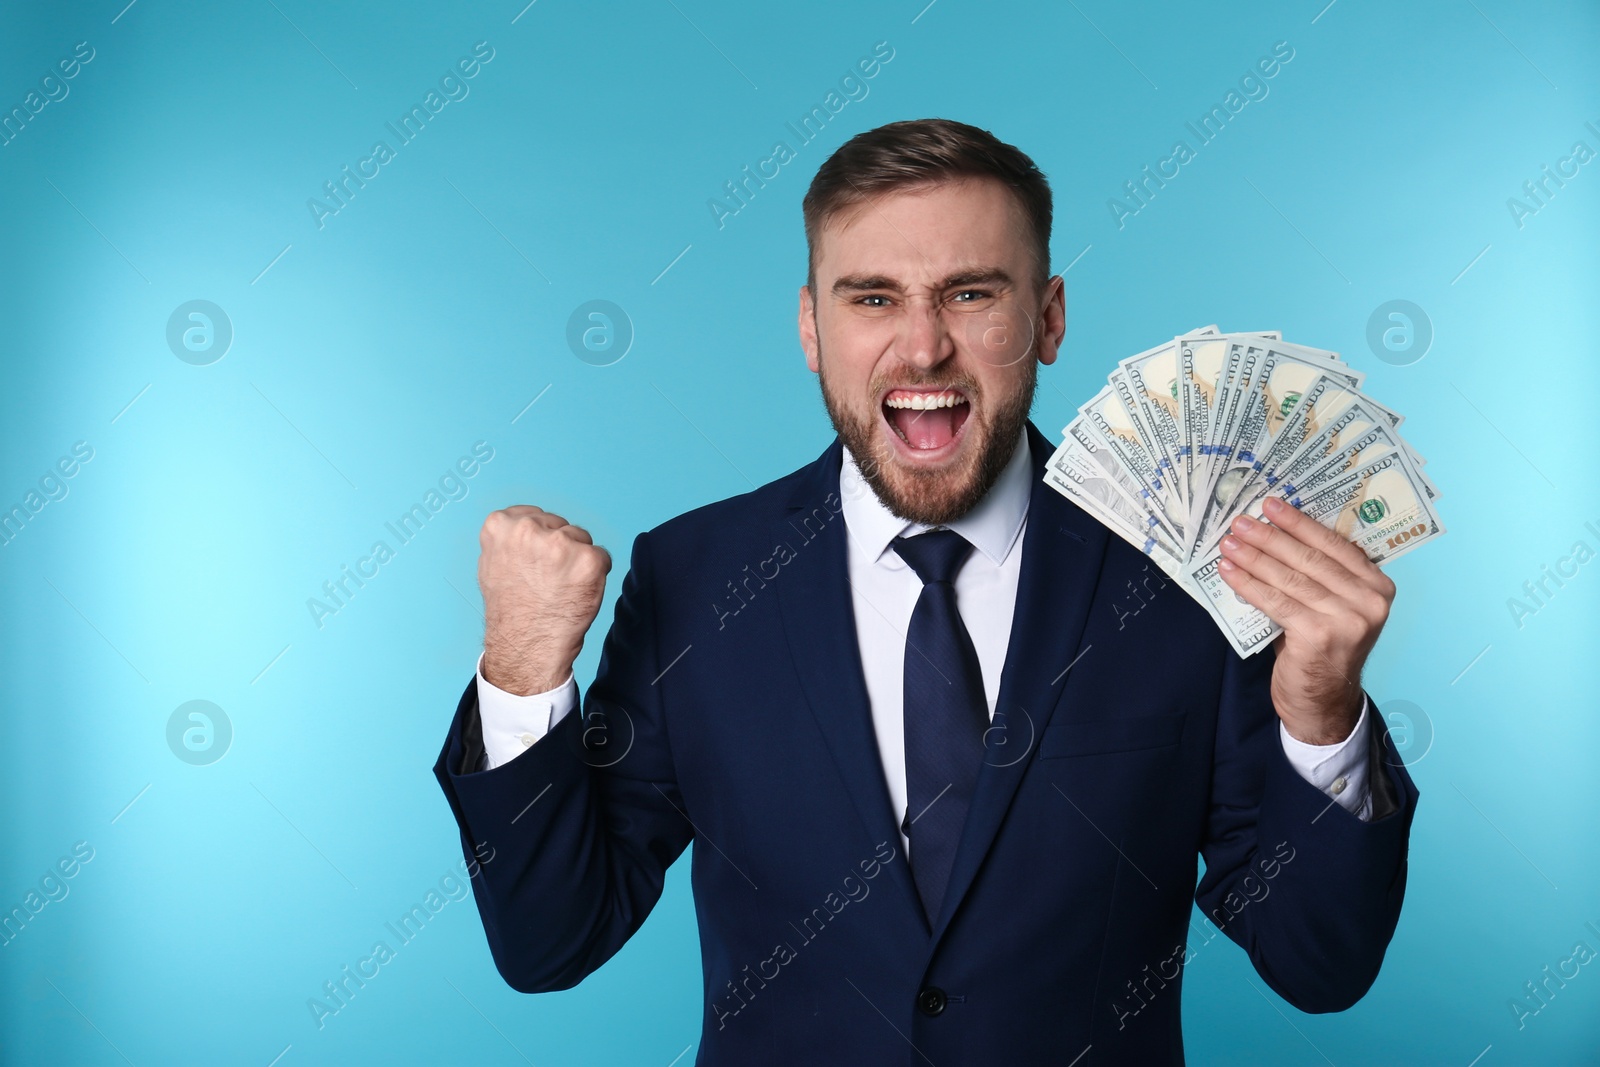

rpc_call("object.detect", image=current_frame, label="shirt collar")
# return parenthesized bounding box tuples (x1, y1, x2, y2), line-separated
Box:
(838, 424, 1032, 569)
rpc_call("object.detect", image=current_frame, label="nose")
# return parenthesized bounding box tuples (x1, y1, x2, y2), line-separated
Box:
(893, 295, 955, 372)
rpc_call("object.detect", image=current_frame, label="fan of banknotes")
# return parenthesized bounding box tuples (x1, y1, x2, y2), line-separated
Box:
(1045, 326, 1444, 657)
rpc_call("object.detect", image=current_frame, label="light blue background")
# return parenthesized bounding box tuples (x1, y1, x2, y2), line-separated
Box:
(2, 1, 1597, 1063)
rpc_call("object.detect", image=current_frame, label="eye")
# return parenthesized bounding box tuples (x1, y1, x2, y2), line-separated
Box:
(950, 289, 991, 303)
(856, 295, 892, 308)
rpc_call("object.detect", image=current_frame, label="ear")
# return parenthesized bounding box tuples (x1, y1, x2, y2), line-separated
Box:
(1034, 275, 1066, 367)
(798, 284, 820, 373)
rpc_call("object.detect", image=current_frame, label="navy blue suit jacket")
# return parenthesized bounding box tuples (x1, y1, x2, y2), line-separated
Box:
(434, 419, 1418, 1065)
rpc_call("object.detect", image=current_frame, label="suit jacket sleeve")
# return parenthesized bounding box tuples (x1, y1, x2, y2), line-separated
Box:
(1193, 643, 1418, 1012)
(432, 530, 693, 993)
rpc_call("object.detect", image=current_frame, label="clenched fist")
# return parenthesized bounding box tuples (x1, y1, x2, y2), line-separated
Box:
(478, 505, 612, 696)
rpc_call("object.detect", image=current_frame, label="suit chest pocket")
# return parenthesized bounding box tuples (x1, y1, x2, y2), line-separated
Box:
(1034, 710, 1187, 759)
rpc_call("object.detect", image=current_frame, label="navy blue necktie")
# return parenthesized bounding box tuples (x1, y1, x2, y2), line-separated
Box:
(892, 528, 988, 924)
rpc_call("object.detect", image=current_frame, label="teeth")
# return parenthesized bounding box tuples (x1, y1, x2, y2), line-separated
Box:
(883, 391, 968, 410)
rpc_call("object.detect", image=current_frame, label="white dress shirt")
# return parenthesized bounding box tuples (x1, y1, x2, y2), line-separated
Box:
(475, 427, 1376, 834)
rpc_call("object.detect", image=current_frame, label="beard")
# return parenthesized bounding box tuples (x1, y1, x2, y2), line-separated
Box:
(818, 344, 1037, 527)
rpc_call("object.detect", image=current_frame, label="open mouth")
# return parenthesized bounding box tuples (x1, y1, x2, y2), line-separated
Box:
(881, 388, 972, 455)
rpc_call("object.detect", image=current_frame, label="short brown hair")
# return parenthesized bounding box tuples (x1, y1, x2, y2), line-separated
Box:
(802, 118, 1053, 294)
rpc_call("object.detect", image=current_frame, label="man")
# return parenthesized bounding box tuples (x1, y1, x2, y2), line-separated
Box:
(434, 118, 1417, 1065)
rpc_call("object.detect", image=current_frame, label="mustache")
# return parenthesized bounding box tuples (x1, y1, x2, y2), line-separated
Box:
(872, 371, 982, 401)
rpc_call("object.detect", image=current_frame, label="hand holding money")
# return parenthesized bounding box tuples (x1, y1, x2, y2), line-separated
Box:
(1218, 497, 1396, 744)
(1045, 325, 1444, 670)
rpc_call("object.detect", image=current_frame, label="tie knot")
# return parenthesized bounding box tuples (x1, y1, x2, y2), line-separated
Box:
(892, 529, 974, 586)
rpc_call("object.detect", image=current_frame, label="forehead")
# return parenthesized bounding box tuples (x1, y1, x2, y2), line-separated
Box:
(814, 177, 1030, 283)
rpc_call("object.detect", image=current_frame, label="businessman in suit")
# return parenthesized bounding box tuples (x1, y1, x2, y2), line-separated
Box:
(434, 118, 1418, 1064)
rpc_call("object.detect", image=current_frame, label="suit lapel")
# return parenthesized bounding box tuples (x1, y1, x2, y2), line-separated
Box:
(929, 420, 1112, 942)
(774, 438, 928, 930)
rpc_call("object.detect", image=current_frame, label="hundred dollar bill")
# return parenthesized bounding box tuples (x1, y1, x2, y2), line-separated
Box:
(1078, 388, 1185, 539)
(1253, 370, 1440, 501)
(1108, 366, 1181, 512)
(1274, 398, 1433, 502)
(1049, 435, 1164, 531)
(1165, 330, 1286, 512)
(1044, 460, 1185, 578)
(1176, 333, 1236, 536)
(1190, 342, 1269, 547)
(1184, 554, 1281, 658)
(1223, 444, 1440, 561)
(1058, 416, 1186, 546)
(1188, 341, 1267, 545)
(1228, 371, 1366, 492)
(1350, 391, 1430, 474)
(1118, 339, 1189, 514)
(1195, 344, 1367, 546)
(1293, 447, 1445, 565)
(1244, 341, 1360, 443)
(1193, 399, 1414, 558)
(1184, 447, 1444, 656)
(1056, 415, 1196, 550)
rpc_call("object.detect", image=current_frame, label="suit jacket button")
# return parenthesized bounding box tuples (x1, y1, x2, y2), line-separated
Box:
(917, 986, 947, 1016)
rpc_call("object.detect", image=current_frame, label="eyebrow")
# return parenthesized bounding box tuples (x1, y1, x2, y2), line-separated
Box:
(830, 267, 1015, 296)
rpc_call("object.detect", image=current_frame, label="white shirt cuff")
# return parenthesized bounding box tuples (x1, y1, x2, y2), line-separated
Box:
(1278, 695, 1374, 821)
(474, 651, 578, 770)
